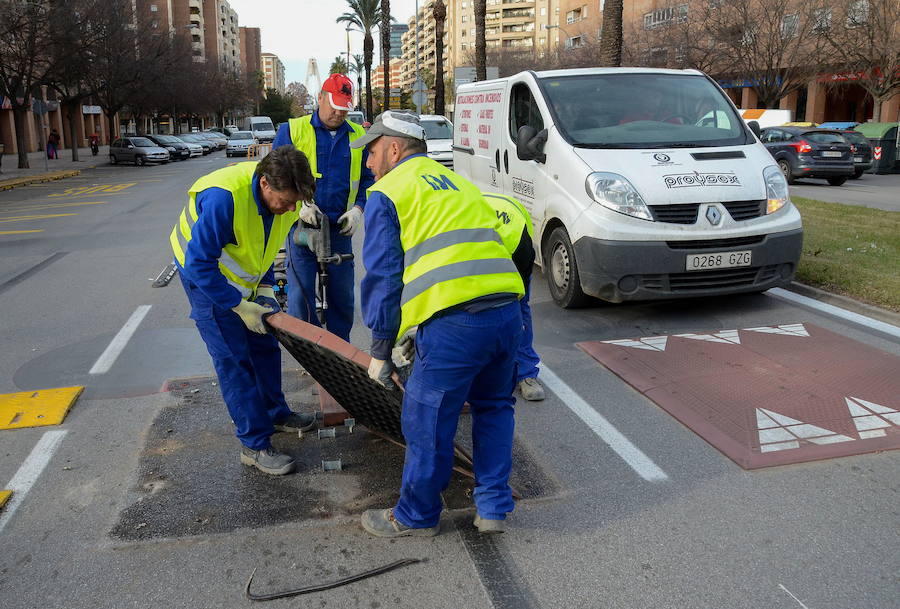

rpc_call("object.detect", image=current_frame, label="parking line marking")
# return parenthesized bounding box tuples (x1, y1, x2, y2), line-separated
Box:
(0, 430, 68, 534)
(768, 288, 900, 340)
(0, 229, 43, 235)
(2, 201, 107, 212)
(0, 213, 78, 223)
(539, 364, 668, 481)
(89, 305, 151, 374)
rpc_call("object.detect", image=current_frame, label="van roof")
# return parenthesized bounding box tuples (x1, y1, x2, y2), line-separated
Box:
(458, 67, 705, 88)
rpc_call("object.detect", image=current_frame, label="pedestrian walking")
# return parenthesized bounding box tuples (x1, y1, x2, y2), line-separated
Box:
(169, 147, 318, 475)
(355, 112, 525, 537)
(47, 129, 60, 159)
(272, 73, 375, 342)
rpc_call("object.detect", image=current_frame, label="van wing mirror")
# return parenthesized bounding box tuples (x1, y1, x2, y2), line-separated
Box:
(516, 126, 548, 163)
(747, 120, 761, 139)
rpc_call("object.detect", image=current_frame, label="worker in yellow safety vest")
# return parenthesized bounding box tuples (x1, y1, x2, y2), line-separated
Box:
(354, 111, 525, 538)
(170, 147, 318, 476)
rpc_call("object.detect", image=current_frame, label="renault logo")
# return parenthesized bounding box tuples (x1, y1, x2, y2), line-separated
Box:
(706, 205, 722, 225)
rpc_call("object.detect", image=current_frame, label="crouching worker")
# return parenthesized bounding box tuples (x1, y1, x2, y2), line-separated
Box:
(170, 147, 318, 475)
(355, 111, 525, 537)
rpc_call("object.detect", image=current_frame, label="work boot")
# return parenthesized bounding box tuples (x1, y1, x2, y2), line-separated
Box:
(474, 515, 506, 534)
(273, 412, 316, 433)
(518, 377, 545, 401)
(361, 508, 440, 538)
(240, 446, 296, 475)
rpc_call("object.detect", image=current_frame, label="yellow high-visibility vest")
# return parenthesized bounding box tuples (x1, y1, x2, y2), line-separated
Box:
(287, 115, 366, 210)
(170, 162, 299, 299)
(369, 156, 524, 339)
(481, 191, 534, 254)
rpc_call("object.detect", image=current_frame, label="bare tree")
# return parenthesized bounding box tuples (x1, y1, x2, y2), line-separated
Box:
(623, 10, 725, 75)
(474, 0, 486, 80)
(0, 1, 56, 168)
(598, 0, 623, 67)
(820, 0, 900, 121)
(701, 0, 825, 108)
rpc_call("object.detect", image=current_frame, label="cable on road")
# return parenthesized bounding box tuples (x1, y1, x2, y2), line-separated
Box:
(244, 558, 424, 601)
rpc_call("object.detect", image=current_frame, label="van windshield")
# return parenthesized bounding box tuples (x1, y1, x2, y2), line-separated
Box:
(422, 120, 453, 140)
(539, 73, 750, 148)
(251, 121, 274, 131)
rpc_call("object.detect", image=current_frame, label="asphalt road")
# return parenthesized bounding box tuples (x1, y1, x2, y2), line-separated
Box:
(0, 154, 898, 609)
(790, 172, 900, 211)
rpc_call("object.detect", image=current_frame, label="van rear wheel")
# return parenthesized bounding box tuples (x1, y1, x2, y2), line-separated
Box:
(545, 227, 591, 309)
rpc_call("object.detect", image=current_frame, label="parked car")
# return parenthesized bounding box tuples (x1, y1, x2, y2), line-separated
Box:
(226, 131, 256, 157)
(109, 136, 169, 165)
(347, 111, 366, 126)
(419, 114, 454, 169)
(171, 136, 204, 157)
(759, 127, 854, 185)
(224, 124, 239, 136)
(177, 133, 213, 154)
(198, 131, 228, 150)
(839, 130, 874, 179)
(142, 134, 191, 160)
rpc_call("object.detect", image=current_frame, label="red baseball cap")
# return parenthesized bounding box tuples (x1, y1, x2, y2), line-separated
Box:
(322, 74, 354, 111)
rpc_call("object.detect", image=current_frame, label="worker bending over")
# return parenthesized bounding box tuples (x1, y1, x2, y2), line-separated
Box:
(273, 73, 375, 341)
(170, 148, 317, 476)
(355, 111, 525, 537)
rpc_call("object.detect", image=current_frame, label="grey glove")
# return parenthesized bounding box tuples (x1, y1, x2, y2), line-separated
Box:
(231, 299, 272, 334)
(391, 327, 417, 368)
(299, 202, 321, 227)
(367, 357, 395, 388)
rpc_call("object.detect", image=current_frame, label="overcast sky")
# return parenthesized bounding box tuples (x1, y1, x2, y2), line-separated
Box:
(228, 0, 419, 90)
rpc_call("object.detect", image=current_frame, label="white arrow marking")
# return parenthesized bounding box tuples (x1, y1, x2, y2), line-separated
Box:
(602, 336, 668, 352)
(845, 397, 900, 439)
(744, 323, 809, 337)
(675, 329, 741, 344)
(756, 407, 854, 452)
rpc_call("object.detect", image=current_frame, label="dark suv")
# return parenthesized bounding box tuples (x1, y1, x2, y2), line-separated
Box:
(143, 134, 191, 160)
(760, 127, 854, 186)
(838, 130, 873, 179)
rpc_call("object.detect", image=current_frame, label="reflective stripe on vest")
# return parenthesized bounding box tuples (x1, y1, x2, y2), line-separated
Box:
(369, 156, 524, 339)
(481, 192, 534, 255)
(287, 115, 366, 210)
(170, 161, 299, 299)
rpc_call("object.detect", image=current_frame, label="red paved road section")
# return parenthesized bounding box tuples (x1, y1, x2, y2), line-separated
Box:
(578, 323, 900, 469)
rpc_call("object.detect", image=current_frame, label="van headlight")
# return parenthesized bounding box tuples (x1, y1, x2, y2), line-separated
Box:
(764, 165, 789, 214)
(585, 172, 652, 221)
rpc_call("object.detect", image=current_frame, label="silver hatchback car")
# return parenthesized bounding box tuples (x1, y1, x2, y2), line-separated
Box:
(109, 136, 170, 165)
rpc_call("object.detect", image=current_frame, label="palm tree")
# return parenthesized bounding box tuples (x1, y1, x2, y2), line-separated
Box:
(380, 1, 391, 113)
(337, 0, 383, 119)
(433, 0, 446, 115)
(329, 56, 349, 75)
(474, 0, 486, 80)
(598, 0, 624, 67)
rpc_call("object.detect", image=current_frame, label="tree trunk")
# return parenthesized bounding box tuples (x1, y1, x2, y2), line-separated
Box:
(66, 100, 81, 162)
(871, 96, 883, 122)
(381, 1, 391, 112)
(475, 0, 486, 81)
(105, 110, 117, 144)
(12, 106, 30, 169)
(364, 32, 374, 119)
(598, 0, 623, 67)
(434, 1, 446, 116)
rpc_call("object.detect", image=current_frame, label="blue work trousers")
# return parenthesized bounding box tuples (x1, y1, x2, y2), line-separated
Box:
(516, 278, 541, 382)
(394, 301, 523, 528)
(285, 224, 355, 342)
(179, 273, 292, 450)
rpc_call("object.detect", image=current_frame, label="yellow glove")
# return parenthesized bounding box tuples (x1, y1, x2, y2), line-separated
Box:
(391, 327, 417, 368)
(231, 299, 272, 334)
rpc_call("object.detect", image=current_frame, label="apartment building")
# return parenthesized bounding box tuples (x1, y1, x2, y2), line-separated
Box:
(558, 0, 603, 49)
(240, 27, 262, 78)
(372, 63, 404, 90)
(203, 0, 241, 73)
(262, 53, 286, 94)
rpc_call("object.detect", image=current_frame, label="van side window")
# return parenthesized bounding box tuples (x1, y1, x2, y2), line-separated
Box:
(509, 83, 544, 143)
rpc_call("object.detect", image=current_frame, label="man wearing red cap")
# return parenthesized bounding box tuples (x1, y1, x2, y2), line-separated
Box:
(273, 74, 375, 341)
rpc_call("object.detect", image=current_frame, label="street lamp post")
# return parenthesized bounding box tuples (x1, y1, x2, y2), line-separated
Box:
(345, 25, 363, 108)
(544, 23, 572, 50)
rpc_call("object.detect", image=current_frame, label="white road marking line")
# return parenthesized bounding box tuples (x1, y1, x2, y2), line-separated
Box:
(778, 584, 812, 609)
(768, 288, 900, 340)
(89, 305, 151, 374)
(539, 364, 669, 482)
(0, 430, 68, 534)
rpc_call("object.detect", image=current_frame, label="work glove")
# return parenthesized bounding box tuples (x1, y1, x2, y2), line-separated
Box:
(367, 357, 395, 389)
(231, 299, 272, 334)
(391, 327, 417, 368)
(338, 206, 363, 236)
(254, 285, 280, 312)
(299, 202, 321, 227)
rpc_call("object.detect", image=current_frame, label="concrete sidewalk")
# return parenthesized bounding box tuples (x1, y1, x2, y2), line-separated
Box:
(0, 146, 108, 181)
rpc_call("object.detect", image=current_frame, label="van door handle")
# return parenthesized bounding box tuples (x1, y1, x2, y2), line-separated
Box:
(495, 149, 500, 169)
(503, 149, 509, 173)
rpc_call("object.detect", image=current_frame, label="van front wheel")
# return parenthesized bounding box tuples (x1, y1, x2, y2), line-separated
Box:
(545, 227, 591, 309)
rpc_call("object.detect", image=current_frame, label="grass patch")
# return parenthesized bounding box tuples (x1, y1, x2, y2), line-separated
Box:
(792, 196, 900, 312)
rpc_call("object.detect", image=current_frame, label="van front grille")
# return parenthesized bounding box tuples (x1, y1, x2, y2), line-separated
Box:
(639, 265, 780, 292)
(666, 235, 765, 250)
(650, 204, 699, 224)
(723, 200, 765, 221)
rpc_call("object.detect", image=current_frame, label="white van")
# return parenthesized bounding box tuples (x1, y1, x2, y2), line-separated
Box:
(453, 68, 803, 307)
(245, 116, 277, 143)
(420, 114, 454, 169)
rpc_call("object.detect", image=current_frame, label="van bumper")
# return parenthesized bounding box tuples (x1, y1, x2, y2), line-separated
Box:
(573, 228, 803, 303)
